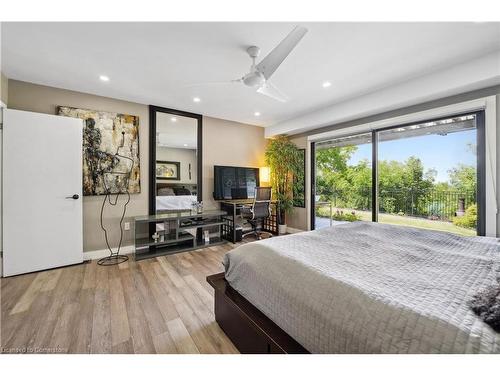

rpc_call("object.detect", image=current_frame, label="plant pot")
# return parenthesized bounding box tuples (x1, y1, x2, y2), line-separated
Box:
(278, 224, 287, 235)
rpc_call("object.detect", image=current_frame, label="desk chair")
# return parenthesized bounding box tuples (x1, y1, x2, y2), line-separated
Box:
(241, 187, 272, 240)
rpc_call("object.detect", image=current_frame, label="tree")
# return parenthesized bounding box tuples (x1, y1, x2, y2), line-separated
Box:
(448, 164, 476, 192)
(265, 136, 302, 225)
(316, 146, 356, 172)
(315, 146, 357, 202)
(316, 147, 442, 217)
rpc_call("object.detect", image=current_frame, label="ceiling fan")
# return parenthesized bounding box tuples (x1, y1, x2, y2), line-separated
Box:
(189, 26, 308, 103)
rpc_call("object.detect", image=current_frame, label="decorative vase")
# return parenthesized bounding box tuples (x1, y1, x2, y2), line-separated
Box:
(278, 224, 287, 235)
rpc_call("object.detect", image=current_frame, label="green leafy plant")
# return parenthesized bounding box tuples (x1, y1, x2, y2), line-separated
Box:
(453, 204, 477, 229)
(380, 196, 396, 214)
(332, 210, 361, 222)
(265, 135, 302, 225)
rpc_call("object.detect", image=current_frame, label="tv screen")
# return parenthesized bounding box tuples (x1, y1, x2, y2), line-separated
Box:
(213, 166, 260, 200)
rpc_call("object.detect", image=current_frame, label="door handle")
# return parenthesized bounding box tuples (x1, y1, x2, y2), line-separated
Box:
(66, 194, 80, 200)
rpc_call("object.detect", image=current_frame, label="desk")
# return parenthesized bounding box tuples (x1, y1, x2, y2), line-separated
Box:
(219, 200, 278, 243)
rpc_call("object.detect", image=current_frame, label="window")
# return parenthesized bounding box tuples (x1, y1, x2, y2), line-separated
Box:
(312, 112, 485, 236)
(314, 133, 372, 229)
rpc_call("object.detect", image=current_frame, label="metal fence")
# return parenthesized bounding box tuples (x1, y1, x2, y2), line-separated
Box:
(317, 188, 476, 222)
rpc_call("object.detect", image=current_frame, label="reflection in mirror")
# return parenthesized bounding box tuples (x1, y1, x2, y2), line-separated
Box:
(155, 112, 198, 213)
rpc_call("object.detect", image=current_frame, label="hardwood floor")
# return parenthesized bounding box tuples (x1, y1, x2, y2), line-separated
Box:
(1, 242, 246, 354)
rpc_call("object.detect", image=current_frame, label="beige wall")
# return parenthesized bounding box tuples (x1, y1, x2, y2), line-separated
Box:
(203, 116, 267, 210)
(156, 146, 198, 186)
(8, 80, 149, 252)
(0, 72, 8, 105)
(7, 79, 267, 251)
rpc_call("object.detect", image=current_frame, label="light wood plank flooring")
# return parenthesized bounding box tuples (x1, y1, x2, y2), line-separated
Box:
(1, 242, 244, 354)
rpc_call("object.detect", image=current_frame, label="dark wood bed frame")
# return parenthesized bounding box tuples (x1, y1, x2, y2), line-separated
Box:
(207, 273, 309, 354)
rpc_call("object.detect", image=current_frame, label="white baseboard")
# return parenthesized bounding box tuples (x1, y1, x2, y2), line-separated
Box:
(286, 227, 304, 234)
(83, 245, 135, 261)
(0, 247, 135, 276)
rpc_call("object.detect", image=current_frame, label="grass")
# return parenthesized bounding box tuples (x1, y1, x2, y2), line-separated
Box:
(316, 206, 476, 237)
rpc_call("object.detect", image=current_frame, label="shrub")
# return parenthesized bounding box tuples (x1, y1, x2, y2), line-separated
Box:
(332, 210, 361, 222)
(453, 204, 477, 229)
(380, 197, 396, 214)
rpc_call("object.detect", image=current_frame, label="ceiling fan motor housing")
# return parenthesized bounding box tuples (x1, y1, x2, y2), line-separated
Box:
(243, 72, 266, 87)
(246, 45, 261, 58)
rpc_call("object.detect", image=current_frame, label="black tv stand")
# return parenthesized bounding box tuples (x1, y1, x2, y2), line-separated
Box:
(134, 210, 227, 260)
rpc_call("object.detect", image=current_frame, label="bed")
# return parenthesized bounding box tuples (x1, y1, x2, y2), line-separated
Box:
(156, 194, 197, 211)
(210, 222, 500, 354)
(155, 182, 197, 212)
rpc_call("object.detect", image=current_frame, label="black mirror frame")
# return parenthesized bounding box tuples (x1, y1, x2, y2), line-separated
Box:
(149, 105, 203, 215)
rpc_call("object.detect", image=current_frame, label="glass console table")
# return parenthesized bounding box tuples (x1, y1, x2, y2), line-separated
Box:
(134, 209, 227, 260)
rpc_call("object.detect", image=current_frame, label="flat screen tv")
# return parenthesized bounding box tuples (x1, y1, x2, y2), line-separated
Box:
(213, 165, 260, 200)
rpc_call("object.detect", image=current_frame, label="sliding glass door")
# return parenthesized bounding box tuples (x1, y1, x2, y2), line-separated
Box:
(312, 111, 485, 235)
(314, 133, 372, 229)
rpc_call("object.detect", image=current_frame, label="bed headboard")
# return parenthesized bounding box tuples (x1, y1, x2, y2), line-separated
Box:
(156, 182, 197, 196)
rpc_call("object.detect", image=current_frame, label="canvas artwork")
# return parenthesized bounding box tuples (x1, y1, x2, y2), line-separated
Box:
(156, 161, 180, 180)
(58, 106, 141, 196)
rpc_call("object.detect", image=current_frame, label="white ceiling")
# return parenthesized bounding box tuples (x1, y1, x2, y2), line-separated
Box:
(2, 22, 500, 131)
(156, 112, 197, 149)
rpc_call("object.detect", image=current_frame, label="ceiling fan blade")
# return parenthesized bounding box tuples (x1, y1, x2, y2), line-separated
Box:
(256, 82, 288, 103)
(255, 26, 308, 80)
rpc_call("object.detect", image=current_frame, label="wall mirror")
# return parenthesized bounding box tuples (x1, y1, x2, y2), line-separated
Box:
(149, 106, 202, 214)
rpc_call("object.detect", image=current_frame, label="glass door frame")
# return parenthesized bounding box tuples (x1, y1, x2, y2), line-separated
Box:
(310, 110, 486, 235)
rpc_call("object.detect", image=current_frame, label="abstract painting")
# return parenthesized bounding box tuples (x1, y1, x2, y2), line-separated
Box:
(156, 161, 180, 180)
(58, 106, 141, 195)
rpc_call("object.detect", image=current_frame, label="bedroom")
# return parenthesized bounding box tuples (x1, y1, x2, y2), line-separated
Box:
(1, 1, 500, 374)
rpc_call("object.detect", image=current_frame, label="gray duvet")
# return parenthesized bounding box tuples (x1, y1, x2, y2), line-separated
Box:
(223, 222, 500, 353)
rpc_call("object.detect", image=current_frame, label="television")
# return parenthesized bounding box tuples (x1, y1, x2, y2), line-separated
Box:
(213, 166, 260, 200)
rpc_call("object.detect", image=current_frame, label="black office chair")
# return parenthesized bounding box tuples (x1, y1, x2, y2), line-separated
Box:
(241, 187, 272, 240)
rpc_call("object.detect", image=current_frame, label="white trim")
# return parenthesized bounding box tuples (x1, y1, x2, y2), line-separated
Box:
(308, 96, 497, 236)
(82, 245, 135, 261)
(306, 140, 312, 231)
(286, 227, 303, 234)
(484, 96, 497, 237)
(0, 103, 4, 276)
(308, 96, 495, 142)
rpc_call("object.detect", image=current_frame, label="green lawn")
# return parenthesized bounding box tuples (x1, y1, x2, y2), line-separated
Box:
(316, 206, 476, 236)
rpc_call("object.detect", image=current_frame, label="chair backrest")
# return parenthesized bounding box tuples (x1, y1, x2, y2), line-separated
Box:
(251, 187, 272, 219)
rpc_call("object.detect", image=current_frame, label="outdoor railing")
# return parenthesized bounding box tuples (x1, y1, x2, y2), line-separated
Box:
(316, 188, 476, 222)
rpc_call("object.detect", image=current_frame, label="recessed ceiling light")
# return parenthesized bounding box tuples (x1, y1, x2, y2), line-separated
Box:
(99, 75, 110, 82)
(254, 112, 261, 117)
(171, 117, 177, 122)
(322, 81, 331, 88)
(183, 144, 188, 147)
(193, 97, 201, 103)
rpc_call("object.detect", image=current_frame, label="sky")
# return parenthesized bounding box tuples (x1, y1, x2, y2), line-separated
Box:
(348, 129, 476, 183)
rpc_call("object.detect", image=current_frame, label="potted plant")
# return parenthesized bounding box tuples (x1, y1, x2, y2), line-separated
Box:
(265, 135, 302, 234)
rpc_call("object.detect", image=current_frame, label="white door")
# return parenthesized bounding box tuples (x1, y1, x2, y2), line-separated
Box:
(3, 109, 83, 276)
